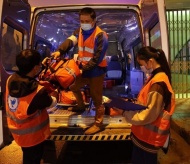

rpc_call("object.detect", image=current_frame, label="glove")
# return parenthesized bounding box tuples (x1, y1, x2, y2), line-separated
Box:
(51, 51, 61, 60)
(42, 57, 52, 67)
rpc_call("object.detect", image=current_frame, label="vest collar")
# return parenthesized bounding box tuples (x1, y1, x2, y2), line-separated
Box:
(147, 67, 163, 83)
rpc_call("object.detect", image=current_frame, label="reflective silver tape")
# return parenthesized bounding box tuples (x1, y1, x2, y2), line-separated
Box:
(7, 110, 41, 124)
(144, 124, 170, 135)
(78, 46, 94, 53)
(84, 47, 94, 53)
(9, 118, 49, 135)
(65, 67, 76, 78)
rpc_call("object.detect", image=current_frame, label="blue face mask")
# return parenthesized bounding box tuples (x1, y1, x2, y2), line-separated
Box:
(81, 23, 92, 31)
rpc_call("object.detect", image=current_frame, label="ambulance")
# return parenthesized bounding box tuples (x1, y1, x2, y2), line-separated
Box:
(0, 0, 169, 148)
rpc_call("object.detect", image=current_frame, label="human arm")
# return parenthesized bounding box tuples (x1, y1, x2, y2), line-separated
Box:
(114, 83, 168, 125)
(123, 90, 164, 125)
(51, 28, 79, 59)
(27, 87, 58, 115)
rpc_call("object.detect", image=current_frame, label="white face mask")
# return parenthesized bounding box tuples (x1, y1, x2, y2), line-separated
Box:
(81, 23, 92, 31)
(140, 66, 153, 74)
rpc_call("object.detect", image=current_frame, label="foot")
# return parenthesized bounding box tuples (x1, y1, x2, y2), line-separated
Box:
(84, 124, 104, 135)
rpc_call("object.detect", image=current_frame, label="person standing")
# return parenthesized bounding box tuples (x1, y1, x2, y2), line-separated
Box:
(114, 46, 175, 164)
(51, 7, 108, 135)
(5, 49, 58, 164)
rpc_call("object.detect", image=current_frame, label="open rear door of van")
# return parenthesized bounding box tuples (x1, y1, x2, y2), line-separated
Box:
(0, 0, 31, 149)
(140, 0, 169, 57)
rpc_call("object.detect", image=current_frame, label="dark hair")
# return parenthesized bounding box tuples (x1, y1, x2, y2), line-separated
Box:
(16, 49, 41, 75)
(137, 46, 171, 83)
(79, 7, 96, 20)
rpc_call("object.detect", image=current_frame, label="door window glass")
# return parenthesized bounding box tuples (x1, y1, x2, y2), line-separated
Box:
(1, 23, 23, 71)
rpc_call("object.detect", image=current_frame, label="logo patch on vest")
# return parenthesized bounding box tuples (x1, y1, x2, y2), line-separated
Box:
(8, 95, 18, 112)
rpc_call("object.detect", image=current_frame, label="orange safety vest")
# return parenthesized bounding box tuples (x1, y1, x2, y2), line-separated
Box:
(131, 72, 175, 147)
(78, 26, 107, 67)
(5, 78, 50, 147)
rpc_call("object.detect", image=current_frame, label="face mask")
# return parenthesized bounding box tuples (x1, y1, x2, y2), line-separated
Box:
(81, 23, 92, 31)
(140, 66, 153, 74)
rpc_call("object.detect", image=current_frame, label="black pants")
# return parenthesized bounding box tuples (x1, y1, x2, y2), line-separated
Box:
(21, 141, 45, 164)
(132, 144, 157, 164)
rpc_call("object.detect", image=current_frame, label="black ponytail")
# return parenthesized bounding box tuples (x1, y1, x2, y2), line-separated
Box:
(156, 49, 171, 83)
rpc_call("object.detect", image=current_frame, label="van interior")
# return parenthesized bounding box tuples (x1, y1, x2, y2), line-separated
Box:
(29, 6, 151, 99)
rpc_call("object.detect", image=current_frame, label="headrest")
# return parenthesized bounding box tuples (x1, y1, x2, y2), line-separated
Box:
(110, 55, 119, 61)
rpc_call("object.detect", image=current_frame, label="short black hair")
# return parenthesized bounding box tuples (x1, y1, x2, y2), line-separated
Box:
(16, 49, 41, 75)
(79, 7, 96, 20)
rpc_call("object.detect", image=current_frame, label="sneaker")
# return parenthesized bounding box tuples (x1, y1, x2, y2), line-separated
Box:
(70, 106, 86, 113)
(84, 124, 104, 135)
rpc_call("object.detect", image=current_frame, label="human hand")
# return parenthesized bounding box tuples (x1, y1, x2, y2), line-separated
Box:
(51, 51, 60, 60)
(42, 57, 52, 67)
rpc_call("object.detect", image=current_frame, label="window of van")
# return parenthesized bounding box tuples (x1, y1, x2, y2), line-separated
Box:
(32, 9, 141, 60)
(1, 23, 22, 71)
(150, 22, 161, 49)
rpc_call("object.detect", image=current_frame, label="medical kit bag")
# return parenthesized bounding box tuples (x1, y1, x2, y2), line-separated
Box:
(40, 58, 81, 89)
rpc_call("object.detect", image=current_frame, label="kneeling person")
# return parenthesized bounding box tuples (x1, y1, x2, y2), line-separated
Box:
(5, 49, 58, 164)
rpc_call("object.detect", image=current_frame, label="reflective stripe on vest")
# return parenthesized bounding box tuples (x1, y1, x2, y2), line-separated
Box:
(144, 123, 170, 136)
(131, 72, 175, 147)
(6, 110, 41, 124)
(143, 111, 171, 135)
(78, 46, 94, 54)
(9, 118, 49, 135)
